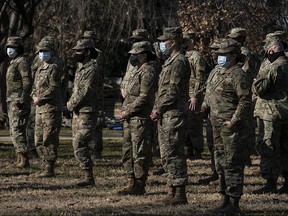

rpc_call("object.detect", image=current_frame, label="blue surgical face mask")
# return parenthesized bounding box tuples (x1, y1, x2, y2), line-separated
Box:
(7, 47, 17, 58)
(39, 51, 51, 62)
(159, 42, 170, 56)
(217, 55, 229, 68)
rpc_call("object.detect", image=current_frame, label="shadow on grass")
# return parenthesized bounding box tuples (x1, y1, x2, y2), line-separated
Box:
(0, 181, 89, 191)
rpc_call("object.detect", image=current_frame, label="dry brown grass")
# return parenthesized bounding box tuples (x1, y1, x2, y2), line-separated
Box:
(1, 136, 288, 216)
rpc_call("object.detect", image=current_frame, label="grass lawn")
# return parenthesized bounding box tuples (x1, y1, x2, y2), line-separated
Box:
(0, 129, 288, 215)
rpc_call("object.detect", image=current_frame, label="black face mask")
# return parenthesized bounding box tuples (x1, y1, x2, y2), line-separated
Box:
(74, 53, 86, 62)
(130, 54, 139, 67)
(268, 52, 284, 63)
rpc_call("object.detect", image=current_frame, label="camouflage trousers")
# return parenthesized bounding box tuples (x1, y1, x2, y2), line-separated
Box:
(93, 112, 105, 154)
(72, 112, 97, 170)
(186, 111, 204, 154)
(257, 119, 288, 180)
(7, 102, 30, 153)
(158, 113, 188, 186)
(212, 122, 248, 198)
(122, 118, 152, 179)
(26, 104, 36, 150)
(35, 111, 62, 162)
(206, 118, 216, 172)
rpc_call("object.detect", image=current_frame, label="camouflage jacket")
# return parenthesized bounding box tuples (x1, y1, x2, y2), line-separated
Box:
(240, 46, 260, 84)
(67, 60, 99, 113)
(32, 55, 67, 103)
(6, 56, 32, 107)
(202, 64, 251, 126)
(32, 58, 62, 113)
(122, 62, 157, 119)
(185, 50, 209, 107)
(253, 55, 288, 120)
(121, 61, 135, 98)
(253, 58, 271, 119)
(155, 52, 191, 116)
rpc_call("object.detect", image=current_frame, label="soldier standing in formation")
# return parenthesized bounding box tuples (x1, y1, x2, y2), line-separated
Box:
(80, 31, 105, 160)
(67, 39, 100, 187)
(6, 36, 32, 168)
(202, 38, 251, 214)
(182, 32, 210, 160)
(119, 29, 150, 192)
(151, 27, 190, 205)
(253, 35, 288, 194)
(117, 41, 157, 195)
(31, 37, 63, 177)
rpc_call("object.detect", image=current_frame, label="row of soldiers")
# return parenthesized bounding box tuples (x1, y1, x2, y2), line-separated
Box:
(5, 32, 104, 187)
(117, 26, 288, 215)
(4, 25, 288, 214)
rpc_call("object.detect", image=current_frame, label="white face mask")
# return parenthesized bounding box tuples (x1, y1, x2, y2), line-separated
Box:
(7, 47, 17, 58)
(39, 51, 51, 62)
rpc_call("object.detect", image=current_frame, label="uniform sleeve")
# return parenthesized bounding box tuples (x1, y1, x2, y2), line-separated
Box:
(17, 58, 32, 104)
(253, 66, 277, 97)
(37, 64, 61, 105)
(189, 55, 207, 98)
(157, 59, 188, 114)
(126, 67, 155, 117)
(67, 67, 99, 111)
(230, 72, 252, 125)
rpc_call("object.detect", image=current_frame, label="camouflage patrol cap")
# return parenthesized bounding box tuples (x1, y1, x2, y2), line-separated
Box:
(36, 36, 55, 52)
(157, 27, 182, 41)
(128, 41, 152, 54)
(263, 31, 286, 43)
(209, 38, 225, 49)
(228, 27, 247, 38)
(215, 38, 241, 54)
(265, 37, 284, 51)
(72, 39, 94, 50)
(6, 36, 23, 48)
(130, 29, 149, 40)
(81, 31, 97, 40)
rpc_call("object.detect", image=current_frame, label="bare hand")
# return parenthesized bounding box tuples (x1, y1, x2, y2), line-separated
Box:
(150, 110, 160, 121)
(33, 96, 39, 105)
(120, 111, 128, 119)
(223, 121, 233, 129)
(189, 97, 197, 111)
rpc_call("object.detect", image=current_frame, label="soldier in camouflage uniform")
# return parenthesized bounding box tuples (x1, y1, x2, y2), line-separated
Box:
(80, 31, 104, 160)
(182, 32, 210, 160)
(150, 27, 190, 205)
(120, 29, 150, 184)
(6, 36, 32, 168)
(27, 36, 67, 158)
(228, 28, 260, 159)
(202, 39, 251, 214)
(198, 38, 225, 185)
(31, 37, 63, 178)
(117, 41, 157, 195)
(253, 35, 288, 194)
(67, 39, 100, 187)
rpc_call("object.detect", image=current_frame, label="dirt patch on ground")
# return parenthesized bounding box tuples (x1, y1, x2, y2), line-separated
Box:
(0, 140, 288, 215)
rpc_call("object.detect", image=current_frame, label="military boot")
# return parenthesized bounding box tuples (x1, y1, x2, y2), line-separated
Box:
(76, 169, 95, 187)
(159, 186, 176, 204)
(118, 178, 146, 195)
(35, 161, 55, 178)
(278, 172, 288, 194)
(16, 152, 30, 168)
(218, 197, 241, 215)
(117, 177, 135, 195)
(253, 178, 278, 194)
(198, 171, 219, 185)
(164, 186, 188, 205)
(213, 194, 231, 212)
